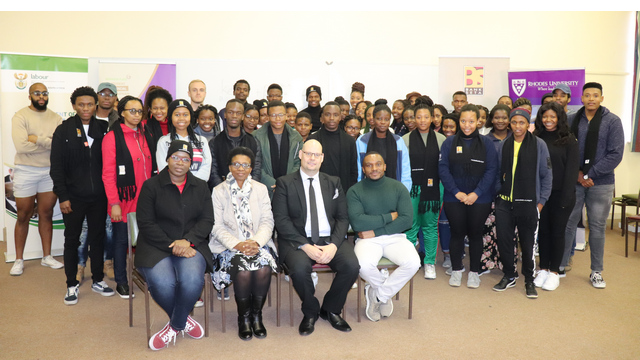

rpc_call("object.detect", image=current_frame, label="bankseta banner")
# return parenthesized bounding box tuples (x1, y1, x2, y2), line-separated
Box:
(508, 69, 585, 115)
(1, 53, 88, 261)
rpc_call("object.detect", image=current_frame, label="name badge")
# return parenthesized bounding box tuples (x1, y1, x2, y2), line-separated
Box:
(456, 146, 463, 154)
(76, 129, 82, 137)
(427, 178, 433, 187)
(118, 165, 126, 175)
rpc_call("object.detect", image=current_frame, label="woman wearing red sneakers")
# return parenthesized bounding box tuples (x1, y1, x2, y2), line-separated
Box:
(135, 140, 214, 350)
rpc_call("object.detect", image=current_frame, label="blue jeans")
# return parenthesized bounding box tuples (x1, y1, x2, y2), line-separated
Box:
(139, 252, 206, 331)
(78, 215, 114, 265)
(563, 183, 614, 272)
(112, 221, 128, 285)
(438, 208, 451, 253)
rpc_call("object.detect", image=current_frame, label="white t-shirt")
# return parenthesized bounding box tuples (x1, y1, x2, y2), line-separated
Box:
(156, 133, 212, 181)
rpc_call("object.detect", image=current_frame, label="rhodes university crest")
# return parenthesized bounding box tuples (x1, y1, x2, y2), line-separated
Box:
(511, 79, 526, 97)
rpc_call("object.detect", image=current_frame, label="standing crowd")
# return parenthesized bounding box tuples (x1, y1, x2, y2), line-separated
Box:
(9, 78, 624, 350)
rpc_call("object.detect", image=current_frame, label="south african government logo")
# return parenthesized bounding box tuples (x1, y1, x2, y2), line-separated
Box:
(14, 73, 28, 90)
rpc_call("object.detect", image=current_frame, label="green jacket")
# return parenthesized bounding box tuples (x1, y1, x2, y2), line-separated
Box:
(252, 123, 303, 196)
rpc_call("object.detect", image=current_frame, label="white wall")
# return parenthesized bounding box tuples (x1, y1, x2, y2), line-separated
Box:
(1, 11, 637, 197)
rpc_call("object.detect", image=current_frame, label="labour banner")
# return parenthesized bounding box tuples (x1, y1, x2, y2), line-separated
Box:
(1, 53, 88, 261)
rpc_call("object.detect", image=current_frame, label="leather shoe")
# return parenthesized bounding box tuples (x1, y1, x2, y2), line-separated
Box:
(319, 309, 352, 332)
(298, 314, 317, 336)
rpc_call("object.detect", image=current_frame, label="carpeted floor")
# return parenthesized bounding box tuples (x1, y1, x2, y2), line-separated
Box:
(1, 226, 639, 360)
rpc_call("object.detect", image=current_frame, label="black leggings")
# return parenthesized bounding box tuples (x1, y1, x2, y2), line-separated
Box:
(538, 191, 573, 273)
(444, 201, 492, 273)
(232, 267, 272, 299)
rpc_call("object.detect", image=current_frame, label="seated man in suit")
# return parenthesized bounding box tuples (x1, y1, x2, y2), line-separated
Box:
(273, 140, 360, 336)
(347, 151, 419, 322)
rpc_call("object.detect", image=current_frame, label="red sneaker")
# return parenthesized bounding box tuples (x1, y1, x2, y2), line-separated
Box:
(183, 316, 204, 339)
(149, 322, 177, 350)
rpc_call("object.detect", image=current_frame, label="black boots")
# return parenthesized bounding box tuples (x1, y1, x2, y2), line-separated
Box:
(251, 296, 267, 339)
(236, 297, 253, 341)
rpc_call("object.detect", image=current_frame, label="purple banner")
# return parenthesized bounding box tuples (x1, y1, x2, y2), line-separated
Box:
(140, 64, 176, 100)
(508, 69, 585, 106)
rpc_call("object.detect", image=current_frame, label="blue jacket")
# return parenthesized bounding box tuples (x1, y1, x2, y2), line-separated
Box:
(356, 131, 411, 191)
(438, 134, 499, 204)
(567, 106, 624, 186)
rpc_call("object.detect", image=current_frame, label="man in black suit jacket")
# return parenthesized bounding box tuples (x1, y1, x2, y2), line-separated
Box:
(273, 140, 359, 336)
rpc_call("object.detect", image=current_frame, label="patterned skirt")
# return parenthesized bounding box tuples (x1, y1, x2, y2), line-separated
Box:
(212, 245, 279, 291)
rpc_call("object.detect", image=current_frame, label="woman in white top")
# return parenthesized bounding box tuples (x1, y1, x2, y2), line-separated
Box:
(156, 99, 211, 181)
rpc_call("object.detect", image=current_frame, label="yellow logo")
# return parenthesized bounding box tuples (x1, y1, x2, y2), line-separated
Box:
(182, 144, 188, 150)
(464, 66, 484, 95)
(14, 73, 28, 90)
(179, 100, 184, 106)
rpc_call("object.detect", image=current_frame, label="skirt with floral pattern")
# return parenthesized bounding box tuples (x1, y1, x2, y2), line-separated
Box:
(212, 245, 279, 292)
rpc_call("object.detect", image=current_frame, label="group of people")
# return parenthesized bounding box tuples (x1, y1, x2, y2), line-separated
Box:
(8, 78, 624, 350)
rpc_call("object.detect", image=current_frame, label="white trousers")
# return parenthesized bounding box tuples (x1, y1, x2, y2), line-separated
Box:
(354, 233, 420, 303)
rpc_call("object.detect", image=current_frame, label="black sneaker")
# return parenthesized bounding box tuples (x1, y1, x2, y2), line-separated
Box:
(558, 268, 566, 278)
(116, 284, 134, 299)
(492, 276, 516, 292)
(525, 282, 538, 299)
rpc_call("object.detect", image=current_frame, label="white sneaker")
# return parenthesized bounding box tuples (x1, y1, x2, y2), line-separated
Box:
(449, 270, 462, 287)
(64, 285, 79, 305)
(379, 297, 393, 318)
(364, 284, 381, 322)
(533, 269, 549, 288)
(590, 272, 606, 289)
(446, 266, 464, 276)
(467, 272, 480, 288)
(424, 264, 436, 280)
(542, 272, 560, 291)
(41, 255, 63, 269)
(442, 254, 451, 268)
(311, 272, 318, 289)
(10, 259, 24, 276)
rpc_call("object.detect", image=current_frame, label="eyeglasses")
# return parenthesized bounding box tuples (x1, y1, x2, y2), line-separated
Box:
(269, 113, 286, 119)
(98, 92, 116, 98)
(124, 108, 143, 115)
(170, 154, 191, 163)
(302, 151, 322, 159)
(230, 162, 251, 169)
(345, 126, 360, 131)
(31, 91, 49, 97)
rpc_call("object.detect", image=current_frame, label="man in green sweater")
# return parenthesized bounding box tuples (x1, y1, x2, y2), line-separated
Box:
(347, 151, 419, 322)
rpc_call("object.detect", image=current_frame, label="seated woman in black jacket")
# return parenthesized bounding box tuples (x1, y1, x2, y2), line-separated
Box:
(135, 140, 214, 351)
